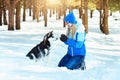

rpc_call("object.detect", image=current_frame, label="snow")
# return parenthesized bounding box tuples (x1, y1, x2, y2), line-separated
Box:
(0, 9, 120, 80)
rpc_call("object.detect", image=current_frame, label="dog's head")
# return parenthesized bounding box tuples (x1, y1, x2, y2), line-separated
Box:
(46, 31, 54, 39)
(43, 31, 54, 41)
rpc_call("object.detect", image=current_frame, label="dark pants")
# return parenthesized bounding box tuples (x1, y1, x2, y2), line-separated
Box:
(58, 54, 85, 70)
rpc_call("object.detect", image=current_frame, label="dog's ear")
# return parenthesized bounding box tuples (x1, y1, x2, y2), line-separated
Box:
(50, 31, 54, 38)
(43, 31, 54, 42)
(47, 31, 53, 38)
(49, 31, 53, 35)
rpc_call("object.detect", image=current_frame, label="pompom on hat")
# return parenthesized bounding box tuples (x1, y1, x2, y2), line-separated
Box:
(64, 11, 77, 24)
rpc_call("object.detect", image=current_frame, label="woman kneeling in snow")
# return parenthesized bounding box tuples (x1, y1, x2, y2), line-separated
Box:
(58, 11, 86, 70)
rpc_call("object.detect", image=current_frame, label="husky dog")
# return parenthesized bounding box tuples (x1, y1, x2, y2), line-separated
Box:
(26, 31, 53, 60)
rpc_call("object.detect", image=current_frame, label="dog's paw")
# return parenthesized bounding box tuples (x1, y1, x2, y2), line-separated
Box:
(26, 54, 33, 60)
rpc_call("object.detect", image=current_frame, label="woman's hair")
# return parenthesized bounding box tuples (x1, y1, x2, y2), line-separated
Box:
(66, 24, 76, 39)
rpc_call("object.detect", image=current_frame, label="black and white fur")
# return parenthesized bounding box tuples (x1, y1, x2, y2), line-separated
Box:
(26, 31, 53, 60)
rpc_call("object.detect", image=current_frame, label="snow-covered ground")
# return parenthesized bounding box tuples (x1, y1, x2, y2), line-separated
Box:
(0, 10, 120, 80)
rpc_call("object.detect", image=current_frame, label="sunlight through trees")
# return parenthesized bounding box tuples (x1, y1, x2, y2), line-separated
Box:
(0, 0, 120, 34)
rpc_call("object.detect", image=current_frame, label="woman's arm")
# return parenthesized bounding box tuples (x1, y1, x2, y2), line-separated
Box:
(65, 32, 85, 48)
(65, 39, 84, 48)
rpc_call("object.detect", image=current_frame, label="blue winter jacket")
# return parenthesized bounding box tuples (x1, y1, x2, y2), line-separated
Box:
(64, 21, 86, 56)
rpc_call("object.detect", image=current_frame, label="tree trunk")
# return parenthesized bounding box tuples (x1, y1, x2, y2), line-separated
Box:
(8, 4, 15, 30)
(56, 6, 62, 20)
(79, 0, 83, 18)
(33, 0, 36, 20)
(59, 9, 62, 19)
(50, 9, 52, 17)
(0, 0, 2, 26)
(23, 0, 26, 21)
(43, 8, 47, 27)
(5, 0, 20, 30)
(79, 8, 83, 18)
(62, 0, 66, 27)
(43, 0, 47, 27)
(29, 0, 32, 16)
(99, 0, 104, 33)
(103, 0, 109, 35)
(84, 0, 88, 33)
(63, 9, 66, 27)
(36, 0, 41, 22)
(16, 0, 21, 30)
(90, 10, 93, 18)
(3, 0, 8, 25)
(99, 0, 109, 34)
(99, 10, 104, 33)
(110, 10, 112, 16)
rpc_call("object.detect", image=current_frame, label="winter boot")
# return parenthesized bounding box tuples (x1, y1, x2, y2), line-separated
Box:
(80, 62, 86, 70)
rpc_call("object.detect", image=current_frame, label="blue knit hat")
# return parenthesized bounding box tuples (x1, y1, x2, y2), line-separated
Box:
(64, 11, 77, 24)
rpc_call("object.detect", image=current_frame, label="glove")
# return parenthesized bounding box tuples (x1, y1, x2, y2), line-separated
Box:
(60, 34, 68, 42)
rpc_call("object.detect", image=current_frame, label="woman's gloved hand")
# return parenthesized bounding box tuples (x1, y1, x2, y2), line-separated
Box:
(60, 34, 68, 42)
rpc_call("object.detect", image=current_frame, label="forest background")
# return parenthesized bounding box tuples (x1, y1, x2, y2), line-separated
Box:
(0, 0, 120, 35)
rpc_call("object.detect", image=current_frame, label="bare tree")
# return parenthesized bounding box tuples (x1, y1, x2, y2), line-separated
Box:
(23, 0, 26, 21)
(5, 0, 20, 30)
(83, 0, 88, 33)
(62, 0, 67, 27)
(99, 0, 109, 34)
(103, 0, 109, 34)
(79, 0, 83, 18)
(0, 0, 2, 25)
(3, 0, 8, 25)
(42, 0, 47, 27)
(16, 0, 21, 30)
